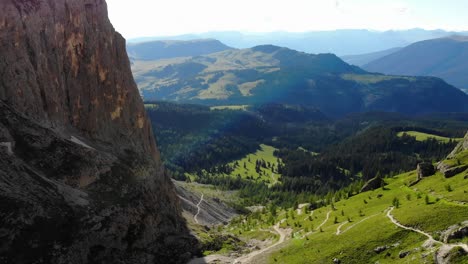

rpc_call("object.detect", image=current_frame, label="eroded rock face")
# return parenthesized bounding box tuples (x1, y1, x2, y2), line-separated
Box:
(0, 0, 198, 263)
(0, 0, 157, 159)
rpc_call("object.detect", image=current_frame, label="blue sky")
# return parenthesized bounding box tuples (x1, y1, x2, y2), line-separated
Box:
(106, 0, 468, 38)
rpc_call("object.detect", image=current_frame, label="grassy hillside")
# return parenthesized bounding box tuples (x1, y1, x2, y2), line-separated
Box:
(267, 167, 468, 263)
(397, 130, 463, 143)
(134, 45, 468, 116)
(227, 144, 282, 186)
(214, 154, 468, 263)
(191, 133, 468, 263)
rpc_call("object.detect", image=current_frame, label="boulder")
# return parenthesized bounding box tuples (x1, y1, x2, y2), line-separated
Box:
(374, 245, 389, 253)
(360, 176, 384, 192)
(399, 251, 410, 258)
(417, 162, 435, 179)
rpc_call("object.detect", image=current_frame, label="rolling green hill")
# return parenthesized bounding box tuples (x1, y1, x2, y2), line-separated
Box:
(133, 45, 468, 116)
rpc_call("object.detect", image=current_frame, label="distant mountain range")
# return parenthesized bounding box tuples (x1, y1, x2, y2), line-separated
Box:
(363, 36, 468, 92)
(340, 47, 402, 66)
(132, 45, 468, 116)
(128, 29, 468, 56)
(127, 39, 232, 61)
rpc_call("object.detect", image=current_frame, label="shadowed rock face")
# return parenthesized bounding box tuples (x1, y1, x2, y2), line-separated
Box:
(0, 0, 198, 263)
(0, 0, 157, 158)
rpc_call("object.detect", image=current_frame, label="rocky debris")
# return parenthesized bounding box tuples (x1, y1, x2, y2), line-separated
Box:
(174, 181, 238, 226)
(0, 0, 198, 263)
(374, 245, 389, 253)
(417, 162, 435, 179)
(399, 251, 410, 258)
(360, 176, 384, 192)
(440, 221, 468, 243)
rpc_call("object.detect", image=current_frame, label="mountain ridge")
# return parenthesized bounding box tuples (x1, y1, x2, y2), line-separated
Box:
(128, 29, 468, 56)
(133, 45, 468, 116)
(364, 36, 468, 90)
(127, 38, 232, 61)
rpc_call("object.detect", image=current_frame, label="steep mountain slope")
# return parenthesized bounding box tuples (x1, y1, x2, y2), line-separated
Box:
(128, 29, 468, 56)
(341, 47, 402, 66)
(0, 0, 196, 263)
(364, 36, 468, 91)
(134, 45, 468, 116)
(127, 39, 232, 61)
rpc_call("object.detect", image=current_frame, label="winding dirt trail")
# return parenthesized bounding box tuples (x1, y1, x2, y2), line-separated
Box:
(303, 210, 314, 221)
(386, 207, 468, 264)
(316, 211, 331, 231)
(335, 221, 349, 235)
(386, 207, 440, 244)
(300, 210, 332, 239)
(194, 194, 204, 224)
(234, 221, 287, 264)
(339, 213, 380, 235)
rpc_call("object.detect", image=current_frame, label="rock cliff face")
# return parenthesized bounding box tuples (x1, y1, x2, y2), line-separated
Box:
(437, 131, 468, 178)
(0, 0, 156, 158)
(0, 0, 198, 263)
(447, 132, 468, 158)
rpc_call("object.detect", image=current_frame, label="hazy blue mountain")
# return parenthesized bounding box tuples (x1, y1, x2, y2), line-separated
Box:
(364, 36, 468, 91)
(340, 47, 402, 66)
(126, 39, 232, 61)
(128, 29, 468, 56)
(132, 45, 468, 116)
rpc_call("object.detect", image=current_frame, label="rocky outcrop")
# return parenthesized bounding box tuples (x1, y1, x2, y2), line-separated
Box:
(0, 0, 198, 263)
(437, 131, 468, 178)
(448, 132, 468, 158)
(360, 176, 384, 192)
(373, 245, 389, 254)
(437, 163, 468, 178)
(441, 221, 468, 243)
(417, 162, 435, 179)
